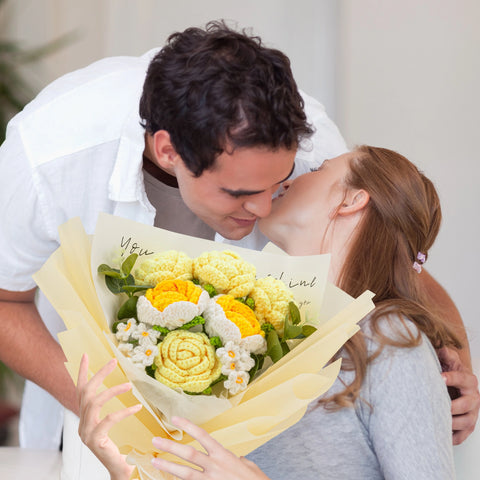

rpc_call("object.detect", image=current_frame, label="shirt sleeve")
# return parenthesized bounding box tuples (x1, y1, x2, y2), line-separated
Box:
(294, 90, 349, 176)
(363, 326, 455, 480)
(0, 125, 58, 291)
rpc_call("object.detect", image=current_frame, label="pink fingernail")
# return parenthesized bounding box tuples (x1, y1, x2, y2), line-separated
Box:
(129, 406, 141, 416)
(152, 437, 164, 448)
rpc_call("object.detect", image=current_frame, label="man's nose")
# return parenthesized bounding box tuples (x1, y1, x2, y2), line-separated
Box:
(243, 190, 274, 218)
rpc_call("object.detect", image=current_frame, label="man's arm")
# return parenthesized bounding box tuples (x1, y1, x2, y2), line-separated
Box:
(0, 288, 79, 414)
(420, 269, 471, 368)
(419, 270, 480, 444)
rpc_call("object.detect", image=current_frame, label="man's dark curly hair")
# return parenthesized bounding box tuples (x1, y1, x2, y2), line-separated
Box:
(139, 20, 313, 177)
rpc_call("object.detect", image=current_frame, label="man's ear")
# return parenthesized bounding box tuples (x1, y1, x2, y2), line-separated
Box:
(151, 130, 180, 170)
(337, 189, 370, 216)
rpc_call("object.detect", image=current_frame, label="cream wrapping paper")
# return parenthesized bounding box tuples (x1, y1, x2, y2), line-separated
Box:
(33, 214, 375, 479)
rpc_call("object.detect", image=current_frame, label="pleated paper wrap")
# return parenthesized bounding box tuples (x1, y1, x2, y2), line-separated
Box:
(33, 213, 375, 480)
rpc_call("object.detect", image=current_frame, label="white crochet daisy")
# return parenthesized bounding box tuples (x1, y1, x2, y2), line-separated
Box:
(117, 342, 134, 357)
(115, 318, 137, 342)
(131, 322, 161, 346)
(224, 370, 250, 395)
(216, 341, 255, 376)
(131, 343, 157, 367)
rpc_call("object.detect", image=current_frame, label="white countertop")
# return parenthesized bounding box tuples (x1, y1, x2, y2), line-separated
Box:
(0, 448, 61, 479)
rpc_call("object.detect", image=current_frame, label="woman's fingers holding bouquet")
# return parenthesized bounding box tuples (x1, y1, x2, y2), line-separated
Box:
(151, 416, 270, 480)
(76, 354, 141, 480)
(77, 354, 124, 399)
(77, 355, 133, 433)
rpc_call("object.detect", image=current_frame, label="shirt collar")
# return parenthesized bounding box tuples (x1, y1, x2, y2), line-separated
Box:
(108, 103, 150, 207)
(108, 48, 160, 208)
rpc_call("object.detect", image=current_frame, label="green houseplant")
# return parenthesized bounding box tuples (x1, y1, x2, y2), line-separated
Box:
(0, 0, 76, 144)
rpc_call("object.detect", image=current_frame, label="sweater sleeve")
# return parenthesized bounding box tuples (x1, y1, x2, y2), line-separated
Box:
(363, 325, 455, 480)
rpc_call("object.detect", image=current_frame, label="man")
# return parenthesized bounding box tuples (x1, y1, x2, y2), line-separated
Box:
(0, 21, 477, 456)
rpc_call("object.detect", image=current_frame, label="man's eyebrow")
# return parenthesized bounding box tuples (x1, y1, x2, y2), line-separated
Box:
(221, 163, 296, 197)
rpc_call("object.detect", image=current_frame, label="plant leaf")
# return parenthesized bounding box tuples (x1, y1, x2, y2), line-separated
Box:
(302, 325, 317, 337)
(117, 296, 138, 320)
(97, 264, 123, 278)
(111, 320, 122, 334)
(283, 308, 303, 340)
(105, 275, 126, 294)
(266, 329, 283, 363)
(248, 354, 264, 382)
(288, 301, 301, 325)
(121, 284, 153, 294)
(17, 31, 79, 64)
(121, 253, 138, 277)
(145, 364, 156, 378)
(284, 322, 302, 340)
(281, 341, 290, 356)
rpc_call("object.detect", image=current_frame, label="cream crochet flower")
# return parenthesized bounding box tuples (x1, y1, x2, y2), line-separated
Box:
(134, 251, 193, 285)
(192, 250, 256, 297)
(248, 276, 294, 334)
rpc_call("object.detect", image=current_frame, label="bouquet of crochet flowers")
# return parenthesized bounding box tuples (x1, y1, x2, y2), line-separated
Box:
(34, 213, 375, 479)
(102, 247, 314, 401)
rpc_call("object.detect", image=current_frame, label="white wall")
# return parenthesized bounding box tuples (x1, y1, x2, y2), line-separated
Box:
(336, 4, 480, 476)
(2, 0, 338, 116)
(336, 0, 480, 362)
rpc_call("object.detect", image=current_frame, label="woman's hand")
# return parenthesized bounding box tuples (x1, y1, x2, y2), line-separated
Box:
(438, 347, 480, 445)
(151, 416, 270, 480)
(76, 354, 142, 480)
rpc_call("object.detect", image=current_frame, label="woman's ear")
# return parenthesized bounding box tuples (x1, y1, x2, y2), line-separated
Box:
(337, 189, 370, 216)
(151, 130, 180, 170)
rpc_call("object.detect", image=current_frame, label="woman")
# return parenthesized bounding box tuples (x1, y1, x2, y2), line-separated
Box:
(78, 146, 461, 479)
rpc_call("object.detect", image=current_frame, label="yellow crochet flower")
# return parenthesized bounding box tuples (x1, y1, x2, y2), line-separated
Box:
(216, 295, 263, 338)
(192, 250, 256, 297)
(248, 277, 294, 333)
(203, 295, 267, 355)
(137, 280, 210, 329)
(154, 330, 222, 393)
(134, 251, 193, 285)
(146, 280, 202, 311)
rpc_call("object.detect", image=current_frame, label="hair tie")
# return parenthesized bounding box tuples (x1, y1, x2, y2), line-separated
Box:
(413, 251, 426, 274)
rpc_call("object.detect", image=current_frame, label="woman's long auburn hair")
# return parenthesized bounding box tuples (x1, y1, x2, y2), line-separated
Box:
(320, 145, 462, 409)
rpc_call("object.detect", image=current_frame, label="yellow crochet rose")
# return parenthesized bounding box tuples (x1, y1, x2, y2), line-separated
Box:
(134, 251, 193, 285)
(192, 250, 256, 297)
(248, 277, 294, 333)
(154, 330, 222, 393)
